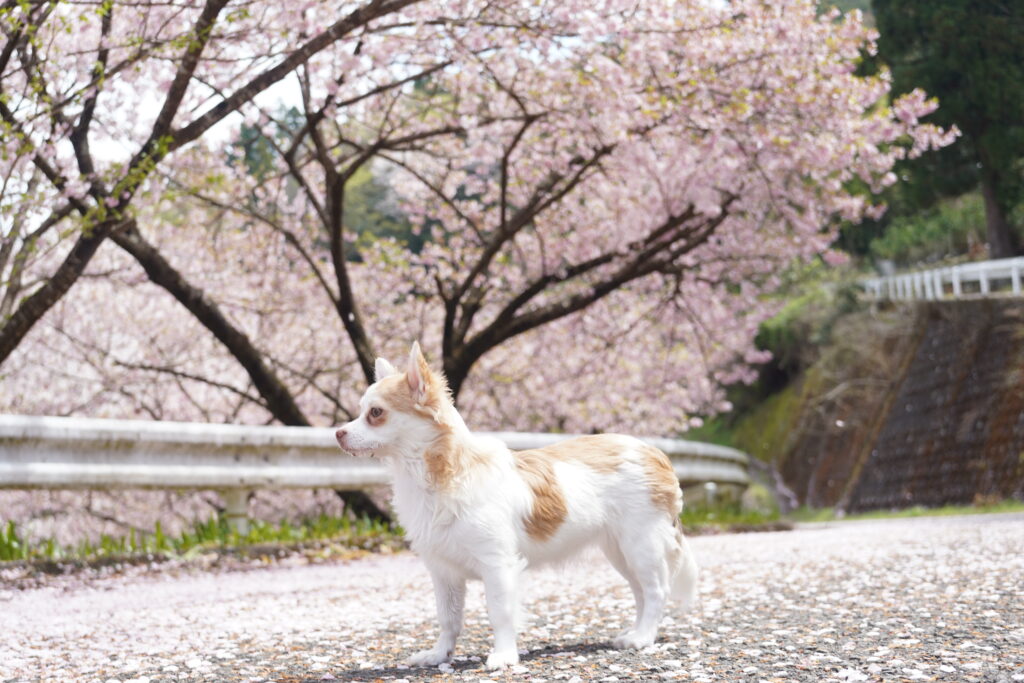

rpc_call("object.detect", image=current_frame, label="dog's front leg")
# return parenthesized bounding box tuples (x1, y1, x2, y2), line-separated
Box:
(482, 567, 520, 670)
(408, 568, 466, 667)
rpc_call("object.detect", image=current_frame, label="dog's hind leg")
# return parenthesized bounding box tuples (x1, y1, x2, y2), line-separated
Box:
(600, 535, 644, 638)
(611, 523, 672, 650)
(408, 567, 466, 667)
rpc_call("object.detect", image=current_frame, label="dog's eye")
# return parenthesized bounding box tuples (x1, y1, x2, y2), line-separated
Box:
(368, 407, 384, 420)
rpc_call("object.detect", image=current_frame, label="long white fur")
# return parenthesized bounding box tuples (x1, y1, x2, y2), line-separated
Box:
(336, 344, 699, 670)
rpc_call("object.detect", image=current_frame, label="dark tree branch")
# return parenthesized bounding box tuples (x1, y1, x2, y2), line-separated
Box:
(332, 57, 453, 111)
(298, 74, 378, 386)
(169, 0, 423, 153)
(264, 356, 357, 422)
(0, 1, 416, 377)
(0, 1, 26, 76)
(0, 200, 76, 321)
(109, 221, 310, 427)
(446, 143, 616, 354)
(0, 99, 87, 213)
(152, 0, 229, 138)
(173, 180, 340, 307)
(444, 196, 737, 396)
(293, 80, 465, 384)
(113, 222, 392, 521)
(69, 3, 113, 179)
(112, 360, 269, 408)
(0, 217, 125, 364)
(0, 2, 232, 364)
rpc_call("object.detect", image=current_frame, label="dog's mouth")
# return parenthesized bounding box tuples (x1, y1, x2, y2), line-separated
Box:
(339, 444, 381, 458)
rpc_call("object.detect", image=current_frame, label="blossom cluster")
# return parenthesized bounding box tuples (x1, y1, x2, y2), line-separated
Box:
(0, 1, 954, 435)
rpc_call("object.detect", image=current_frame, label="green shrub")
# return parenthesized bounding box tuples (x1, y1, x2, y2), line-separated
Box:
(679, 500, 785, 534)
(0, 514, 402, 564)
(870, 193, 986, 266)
(0, 520, 24, 561)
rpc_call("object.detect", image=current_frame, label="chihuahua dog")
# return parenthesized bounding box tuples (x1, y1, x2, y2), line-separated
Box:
(335, 342, 698, 670)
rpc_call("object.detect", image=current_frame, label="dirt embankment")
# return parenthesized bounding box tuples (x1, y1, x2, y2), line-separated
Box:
(738, 300, 1024, 512)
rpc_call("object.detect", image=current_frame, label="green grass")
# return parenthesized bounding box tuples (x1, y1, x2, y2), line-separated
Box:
(0, 514, 402, 565)
(7, 498, 1019, 565)
(679, 502, 789, 534)
(789, 499, 1024, 523)
(678, 498, 1024, 535)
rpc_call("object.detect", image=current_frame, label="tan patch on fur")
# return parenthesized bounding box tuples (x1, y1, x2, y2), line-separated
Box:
(639, 443, 682, 517)
(423, 427, 452, 489)
(376, 356, 452, 421)
(375, 354, 486, 491)
(513, 435, 625, 542)
(376, 375, 419, 415)
(530, 435, 624, 473)
(422, 424, 457, 489)
(422, 428, 491, 490)
(514, 450, 568, 542)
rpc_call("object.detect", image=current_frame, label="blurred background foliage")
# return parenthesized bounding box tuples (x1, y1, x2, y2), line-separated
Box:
(834, 0, 1024, 262)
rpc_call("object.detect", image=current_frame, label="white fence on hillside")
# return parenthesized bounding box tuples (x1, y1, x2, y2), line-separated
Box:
(0, 414, 750, 532)
(862, 256, 1024, 301)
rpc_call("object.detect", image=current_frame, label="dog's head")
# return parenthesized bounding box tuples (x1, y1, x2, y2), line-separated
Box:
(335, 342, 453, 459)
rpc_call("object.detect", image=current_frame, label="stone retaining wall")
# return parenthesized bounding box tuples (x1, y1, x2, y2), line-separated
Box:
(762, 300, 1024, 511)
(844, 301, 1024, 511)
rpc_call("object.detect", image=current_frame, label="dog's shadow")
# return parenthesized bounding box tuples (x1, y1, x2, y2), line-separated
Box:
(320, 640, 614, 682)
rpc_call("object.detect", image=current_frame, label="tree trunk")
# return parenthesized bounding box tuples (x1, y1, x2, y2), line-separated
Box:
(113, 224, 391, 523)
(0, 220, 118, 365)
(444, 357, 470, 403)
(979, 170, 1017, 259)
(112, 223, 310, 427)
(334, 489, 391, 523)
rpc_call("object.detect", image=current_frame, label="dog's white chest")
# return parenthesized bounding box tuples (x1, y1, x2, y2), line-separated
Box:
(390, 470, 503, 576)
(391, 473, 457, 538)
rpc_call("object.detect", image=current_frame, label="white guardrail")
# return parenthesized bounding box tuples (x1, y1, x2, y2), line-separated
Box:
(0, 414, 750, 532)
(862, 256, 1024, 301)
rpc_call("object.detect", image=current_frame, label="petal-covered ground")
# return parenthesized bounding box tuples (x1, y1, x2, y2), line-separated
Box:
(2, 513, 1023, 682)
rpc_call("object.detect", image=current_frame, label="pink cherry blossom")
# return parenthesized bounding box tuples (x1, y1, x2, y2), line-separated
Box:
(0, 0, 953, 436)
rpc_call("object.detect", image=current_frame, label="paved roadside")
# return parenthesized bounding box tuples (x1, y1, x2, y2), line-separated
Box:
(2, 513, 1023, 682)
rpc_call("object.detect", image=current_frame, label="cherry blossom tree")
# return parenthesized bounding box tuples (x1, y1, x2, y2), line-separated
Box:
(2, 0, 955, 441)
(0, 0, 425, 366)
(0, 0, 447, 519)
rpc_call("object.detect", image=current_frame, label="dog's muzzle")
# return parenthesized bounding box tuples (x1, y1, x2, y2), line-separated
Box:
(335, 429, 376, 457)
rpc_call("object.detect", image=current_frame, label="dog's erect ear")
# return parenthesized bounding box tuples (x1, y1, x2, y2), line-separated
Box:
(406, 341, 431, 405)
(374, 357, 398, 383)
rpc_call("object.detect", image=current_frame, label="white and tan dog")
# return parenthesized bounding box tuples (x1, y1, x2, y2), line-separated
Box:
(335, 342, 698, 670)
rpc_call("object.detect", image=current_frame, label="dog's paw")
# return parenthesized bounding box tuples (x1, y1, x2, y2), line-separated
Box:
(485, 649, 519, 670)
(407, 648, 452, 667)
(611, 631, 656, 650)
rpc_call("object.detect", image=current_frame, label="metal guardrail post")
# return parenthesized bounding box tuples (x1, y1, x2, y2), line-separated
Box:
(220, 489, 251, 535)
(703, 481, 718, 506)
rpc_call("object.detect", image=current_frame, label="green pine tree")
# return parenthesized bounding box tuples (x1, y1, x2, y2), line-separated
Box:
(874, 0, 1024, 258)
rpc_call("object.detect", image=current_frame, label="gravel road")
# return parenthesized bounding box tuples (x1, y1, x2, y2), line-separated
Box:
(2, 513, 1023, 683)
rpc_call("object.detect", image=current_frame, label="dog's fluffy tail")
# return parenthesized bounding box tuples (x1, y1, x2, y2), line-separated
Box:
(669, 529, 699, 611)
